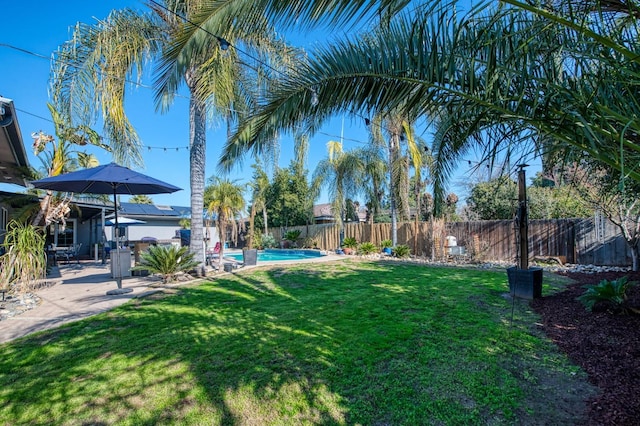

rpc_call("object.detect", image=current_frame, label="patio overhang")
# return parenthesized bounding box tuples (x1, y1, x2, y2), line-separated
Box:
(0, 96, 29, 186)
(0, 97, 29, 186)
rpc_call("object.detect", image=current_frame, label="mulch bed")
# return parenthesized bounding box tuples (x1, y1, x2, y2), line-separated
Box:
(531, 270, 640, 425)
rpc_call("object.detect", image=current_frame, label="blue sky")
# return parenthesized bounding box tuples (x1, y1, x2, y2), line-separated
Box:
(0, 0, 383, 208)
(1, 1, 535, 210)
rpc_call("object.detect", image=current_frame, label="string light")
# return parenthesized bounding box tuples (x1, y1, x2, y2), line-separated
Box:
(16, 106, 189, 153)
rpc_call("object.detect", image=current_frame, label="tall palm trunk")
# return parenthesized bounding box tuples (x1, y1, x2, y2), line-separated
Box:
(389, 133, 400, 246)
(263, 207, 268, 235)
(248, 203, 257, 249)
(188, 77, 206, 276)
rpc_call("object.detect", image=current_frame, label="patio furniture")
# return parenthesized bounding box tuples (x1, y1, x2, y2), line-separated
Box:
(61, 243, 82, 264)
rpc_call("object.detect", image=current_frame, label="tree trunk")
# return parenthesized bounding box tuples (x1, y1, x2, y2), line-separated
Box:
(217, 218, 226, 270)
(248, 204, 256, 250)
(389, 133, 399, 246)
(631, 242, 639, 272)
(31, 192, 52, 227)
(188, 81, 206, 276)
(263, 207, 268, 235)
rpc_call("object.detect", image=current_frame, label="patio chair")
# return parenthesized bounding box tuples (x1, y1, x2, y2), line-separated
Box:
(62, 243, 82, 264)
(205, 242, 221, 266)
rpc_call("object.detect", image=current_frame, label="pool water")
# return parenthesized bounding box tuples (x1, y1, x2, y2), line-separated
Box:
(225, 249, 326, 262)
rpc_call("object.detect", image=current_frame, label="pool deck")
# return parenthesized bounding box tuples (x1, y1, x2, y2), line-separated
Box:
(0, 251, 346, 344)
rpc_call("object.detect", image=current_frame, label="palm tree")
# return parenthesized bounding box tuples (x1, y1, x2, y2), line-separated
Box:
(50, 1, 293, 273)
(217, 1, 640, 213)
(204, 178, 246, 269)
(359, 145, 387, 225)
(312, 141, 365, 244)
(368, 111, 427, 245)
(129, 195, 154, 204)
(30, 103, 102, 228)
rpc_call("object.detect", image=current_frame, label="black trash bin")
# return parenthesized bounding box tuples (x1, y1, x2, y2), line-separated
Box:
(223, 263, 234, 273)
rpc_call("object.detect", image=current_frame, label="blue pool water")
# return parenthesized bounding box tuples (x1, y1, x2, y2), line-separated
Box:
(225, 249, 326, 262)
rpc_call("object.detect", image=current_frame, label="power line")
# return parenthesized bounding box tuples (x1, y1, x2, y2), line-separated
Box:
(15, 107, 189, 152)
(0, 42, 188, 99)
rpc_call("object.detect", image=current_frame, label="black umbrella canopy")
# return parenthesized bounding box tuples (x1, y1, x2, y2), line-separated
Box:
(29, 162, 181, 195)
(31, 163, 181, 292)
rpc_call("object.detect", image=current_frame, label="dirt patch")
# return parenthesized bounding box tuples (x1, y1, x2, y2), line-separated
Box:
(531, 270, 640, 425)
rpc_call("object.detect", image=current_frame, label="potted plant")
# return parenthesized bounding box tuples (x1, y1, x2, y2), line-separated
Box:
(380, 239, 393, 255)
(342, 236, 358, 255)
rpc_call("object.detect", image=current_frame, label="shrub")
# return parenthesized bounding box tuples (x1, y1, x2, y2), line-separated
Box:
(577, 277, 637, 314)
(358, 242, 378, 255)
(380, 239, 393, 249)
(134, 245, 199, 283)
(301, 237, 318, 248)
(342, 237, 358, 249)
(261, 233, 277, 248)
(284, 230, 301, 242)
(392, 244, 411, 258)
(0, 220, 47, 293)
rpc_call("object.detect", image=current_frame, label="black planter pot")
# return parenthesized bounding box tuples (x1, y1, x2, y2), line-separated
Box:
(506, 266, 543, 299)
(243, 249, 258, 266)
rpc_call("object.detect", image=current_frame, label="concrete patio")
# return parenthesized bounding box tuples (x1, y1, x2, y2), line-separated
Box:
(0, 261, 167, 344)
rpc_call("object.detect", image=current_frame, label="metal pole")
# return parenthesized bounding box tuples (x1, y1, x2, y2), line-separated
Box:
(517, 164, 529, 270)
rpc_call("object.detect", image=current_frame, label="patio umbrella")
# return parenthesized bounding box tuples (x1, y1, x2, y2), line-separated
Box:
(30, 163, 181, 293)
(105, 215, 146, 226)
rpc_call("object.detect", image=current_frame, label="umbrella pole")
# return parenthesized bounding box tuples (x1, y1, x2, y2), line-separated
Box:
(106, 186, 132, 295)
(114, 189, 122, 289)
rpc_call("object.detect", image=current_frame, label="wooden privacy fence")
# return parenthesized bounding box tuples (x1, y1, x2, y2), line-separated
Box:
(271, 217, 631, 267)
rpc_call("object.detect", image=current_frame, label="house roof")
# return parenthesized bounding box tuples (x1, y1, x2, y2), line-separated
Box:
(0, 97, 29, 185)
(119, 202, 182, 217)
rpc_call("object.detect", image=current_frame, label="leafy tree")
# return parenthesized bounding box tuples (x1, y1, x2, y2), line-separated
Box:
(467, 177, 518, 220)
(265, 165, 312, 228)
(580, 165, 640, 270)
(467, 175, 593, 220)
(129, 195, 153, 204)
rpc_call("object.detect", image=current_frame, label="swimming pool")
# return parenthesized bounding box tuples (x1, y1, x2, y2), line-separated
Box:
(225, 249, 327, 262)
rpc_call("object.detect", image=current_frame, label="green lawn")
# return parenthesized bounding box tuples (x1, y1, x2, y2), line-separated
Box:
(0, 260, 592, 425)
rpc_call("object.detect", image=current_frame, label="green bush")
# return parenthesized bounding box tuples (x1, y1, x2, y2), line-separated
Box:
(577, 277, 636, 314)
(133, 245, 199, 283)
(261, 233, 277, 248)
(380, 239, 393, 249)
(358, 242, 378, 255)
(342, 237, 358, 249)
(392, 244, 411, 258)
(284, 230, 301, 242)
(0, 220, 47, 293)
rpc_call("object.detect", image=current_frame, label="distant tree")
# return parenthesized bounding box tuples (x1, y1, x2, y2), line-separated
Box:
(467, 175, 593, 220)
(580, 164, 640, 270)
(467, 177, 518, 220)
(204, 178, 246, 269)
(311, 141, 365, 227)
(344, 199, 361, 222)
(443, 193, 460, 222)
(129, 194, 153, 204)
(265, 165, 312, 228)
(247, 161, 270, 249)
